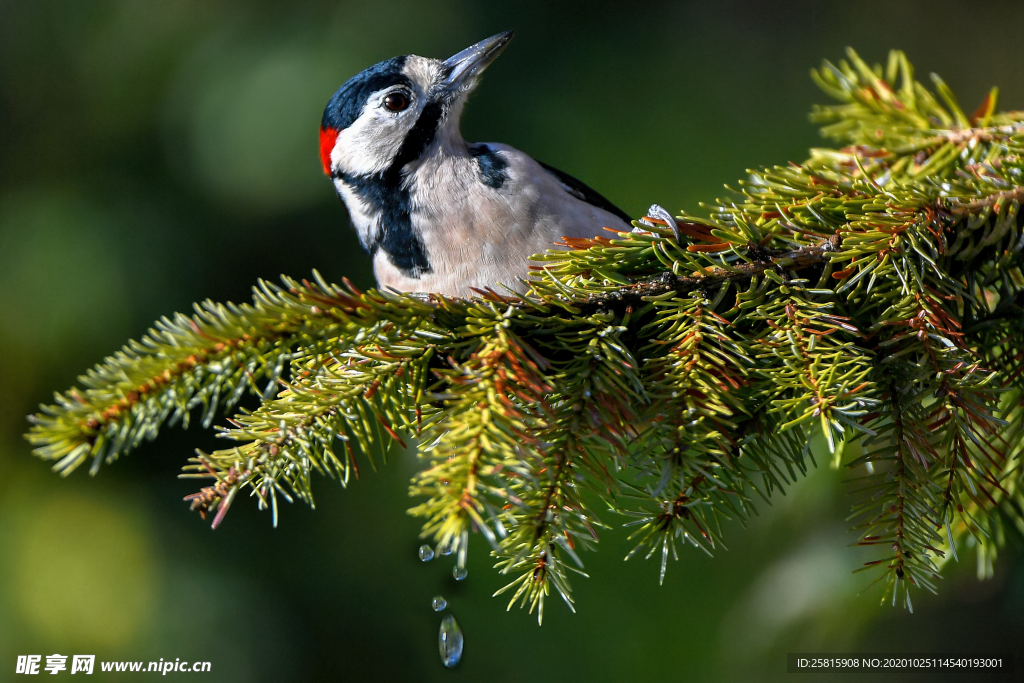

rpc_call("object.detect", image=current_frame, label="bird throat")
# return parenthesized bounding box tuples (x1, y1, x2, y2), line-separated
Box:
(336, 170, 432, 278)
(333, 94, 453, 279)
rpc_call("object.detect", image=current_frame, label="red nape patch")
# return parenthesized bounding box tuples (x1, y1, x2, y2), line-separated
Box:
(319, 127, 339, 175)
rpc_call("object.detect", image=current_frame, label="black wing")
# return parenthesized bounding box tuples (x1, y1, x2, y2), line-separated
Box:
(537, 161, 632, 223)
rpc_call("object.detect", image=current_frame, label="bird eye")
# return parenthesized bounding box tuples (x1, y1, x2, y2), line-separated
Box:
(383, 92, 410, 112)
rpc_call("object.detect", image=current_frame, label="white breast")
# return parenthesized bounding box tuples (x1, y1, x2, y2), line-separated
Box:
(373, 144, 630, 296)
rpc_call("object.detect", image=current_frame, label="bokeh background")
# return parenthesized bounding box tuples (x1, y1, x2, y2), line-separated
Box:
(1, 1, 1022, 681)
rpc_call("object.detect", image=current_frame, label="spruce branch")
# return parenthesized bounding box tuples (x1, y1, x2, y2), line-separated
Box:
(25, 48, 1024, 620)
(25, 275, 362, 476)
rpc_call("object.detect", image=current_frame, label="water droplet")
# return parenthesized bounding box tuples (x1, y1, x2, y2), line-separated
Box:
(431, 595, 447, 611)
(438, 614, 463, 668)
(439, 542, 453, 557)
(418, 544, 434, 562)
(452, 565, 467, 581)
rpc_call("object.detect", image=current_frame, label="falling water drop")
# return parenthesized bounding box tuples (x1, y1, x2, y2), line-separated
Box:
(452, 565, 467, 581)
(438, 614, 464, 668)
(418, 544, 434, 562)
(431, 595, 447, 611)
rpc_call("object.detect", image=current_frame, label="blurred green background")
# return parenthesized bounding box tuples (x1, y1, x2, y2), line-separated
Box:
(1, 1, 1022, 680)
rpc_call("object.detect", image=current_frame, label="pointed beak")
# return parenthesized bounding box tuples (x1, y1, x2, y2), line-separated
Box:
(442, 31, 513, 95)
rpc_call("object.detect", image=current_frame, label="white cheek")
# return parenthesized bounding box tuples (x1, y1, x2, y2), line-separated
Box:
(331, 107, 417, 176)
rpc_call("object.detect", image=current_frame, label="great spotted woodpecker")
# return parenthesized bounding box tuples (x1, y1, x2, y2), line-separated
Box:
(319, 31, 637, 296)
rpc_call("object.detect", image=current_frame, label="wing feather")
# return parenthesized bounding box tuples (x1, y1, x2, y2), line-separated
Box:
(537, 161, 632, 223)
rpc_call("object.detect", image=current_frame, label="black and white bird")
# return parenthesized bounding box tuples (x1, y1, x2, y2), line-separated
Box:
(319, 31, 637, 296)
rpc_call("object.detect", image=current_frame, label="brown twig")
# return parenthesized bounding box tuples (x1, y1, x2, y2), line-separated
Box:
(949, 184, 1024, 215)
(570, 233, 842, 315)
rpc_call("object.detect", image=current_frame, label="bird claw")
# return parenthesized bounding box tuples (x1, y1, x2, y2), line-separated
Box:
(637, 204, 681, 241)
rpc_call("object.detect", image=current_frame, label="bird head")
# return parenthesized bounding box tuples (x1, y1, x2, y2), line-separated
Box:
(319, 31, 513, 180)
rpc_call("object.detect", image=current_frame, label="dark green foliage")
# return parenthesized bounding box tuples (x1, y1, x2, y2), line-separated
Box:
(26, 49, 1024, 619)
